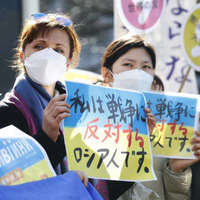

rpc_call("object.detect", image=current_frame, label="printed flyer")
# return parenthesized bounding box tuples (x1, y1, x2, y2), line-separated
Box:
(0, 125, 56, 185)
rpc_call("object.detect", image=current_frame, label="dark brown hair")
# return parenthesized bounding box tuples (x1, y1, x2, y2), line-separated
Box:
(101, 34, 156, 71)
(152, 74, 165, 91)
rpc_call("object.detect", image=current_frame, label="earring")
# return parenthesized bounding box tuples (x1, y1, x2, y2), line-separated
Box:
(19, 50, 24, 63)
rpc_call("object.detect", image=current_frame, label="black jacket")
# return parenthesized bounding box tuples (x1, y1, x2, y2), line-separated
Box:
(0, 100, 66, 169)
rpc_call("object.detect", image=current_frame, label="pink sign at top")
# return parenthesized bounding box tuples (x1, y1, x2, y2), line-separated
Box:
(117, 0, 166, 33)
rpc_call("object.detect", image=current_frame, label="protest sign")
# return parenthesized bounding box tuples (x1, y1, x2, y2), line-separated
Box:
(114, 0, 198, 94)
(144, 91, 199, 158)
(64, 81, 156, 182)
(0, 125, 55, 185)
(116, 0, 166, 33)
(181, 4, 200, 72)
(63, 68, 102, 84)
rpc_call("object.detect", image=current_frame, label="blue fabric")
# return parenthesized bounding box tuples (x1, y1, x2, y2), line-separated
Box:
(0, 171, 103, 200)
(5, 74, 66, 134)
(13, 74, 51, 132)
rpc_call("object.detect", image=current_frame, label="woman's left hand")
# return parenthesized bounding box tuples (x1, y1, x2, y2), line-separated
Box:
(144, 108, 156, 135)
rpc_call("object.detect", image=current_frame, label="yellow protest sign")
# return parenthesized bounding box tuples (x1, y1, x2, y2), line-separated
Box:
(63, 68, 102, 84)
(64, 81, 156, 182)
(144, 91, 198, 158)
(182, 4, 200, 71)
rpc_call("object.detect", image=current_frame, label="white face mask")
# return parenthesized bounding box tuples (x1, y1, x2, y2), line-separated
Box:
(24, 48, 67, 85)
(112, 69, 153, 92)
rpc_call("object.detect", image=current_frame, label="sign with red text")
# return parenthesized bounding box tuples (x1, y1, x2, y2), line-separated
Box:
(144, 91, 199, 158)
(64, 81, 156, 182)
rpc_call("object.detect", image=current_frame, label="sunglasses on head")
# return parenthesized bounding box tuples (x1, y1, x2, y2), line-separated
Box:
(31, 13, 72, 27)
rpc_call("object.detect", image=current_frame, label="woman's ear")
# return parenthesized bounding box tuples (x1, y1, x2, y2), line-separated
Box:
(101, 67, 113, 84)
(19, 50, 24, 63)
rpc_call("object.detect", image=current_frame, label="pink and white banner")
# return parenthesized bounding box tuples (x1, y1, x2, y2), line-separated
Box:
(114, 0, 198, 94)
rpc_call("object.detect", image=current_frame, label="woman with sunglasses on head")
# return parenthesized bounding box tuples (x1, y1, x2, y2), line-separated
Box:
(100, 33, 200, 200)
(0, 13, 89, 186)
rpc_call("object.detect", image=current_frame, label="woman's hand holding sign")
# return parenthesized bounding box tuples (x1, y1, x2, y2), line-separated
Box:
(169, 131, 200, 173)
(42, 94, 70, 142)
